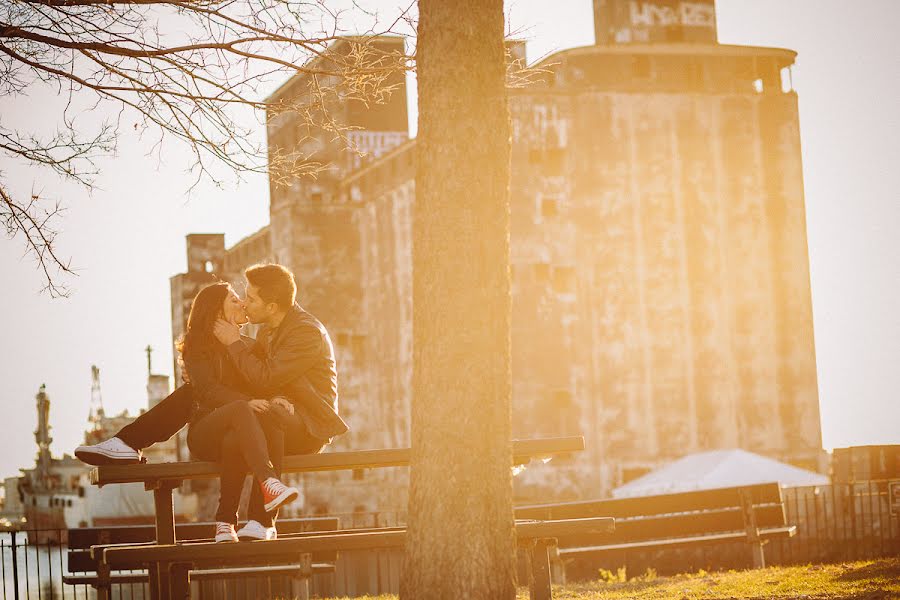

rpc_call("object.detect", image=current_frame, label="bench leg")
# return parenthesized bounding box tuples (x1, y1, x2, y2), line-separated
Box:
(169, 562, 191, 600)
(739, 488, 766, 569)
(549, 543, 566, 587)
(96, 562, 112, 600)
(527, 539, 553, 600)
(749, 541, 766, 570)
(295, 553, 312, 600)
(148, 563, 161, 600)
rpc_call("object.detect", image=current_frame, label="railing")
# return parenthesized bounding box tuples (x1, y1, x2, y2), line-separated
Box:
(767, 480, 900, 565)
(1, 530, 97, 600)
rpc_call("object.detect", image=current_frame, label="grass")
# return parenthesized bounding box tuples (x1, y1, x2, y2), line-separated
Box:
(318, 559, 900, 599)
(535, 559, 900, 600)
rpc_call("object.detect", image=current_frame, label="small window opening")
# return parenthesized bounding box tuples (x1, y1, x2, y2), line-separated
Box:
(534, 263, 550, 284)
(552, 267, 576, 295)
(351, 335, 366, 358)
(781, 67, 793, 93)
(753, 79, 764, 93)
(541, 198, 559, 219)
(544, 149, 565, 175)
(310, 191, 323, 202)
(204, 260, 214, 273)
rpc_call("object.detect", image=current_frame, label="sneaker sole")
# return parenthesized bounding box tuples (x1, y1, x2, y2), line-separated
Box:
(74, 448, 142, 466)
(263, 488, 299, 512)
(237, 534, 265, 542)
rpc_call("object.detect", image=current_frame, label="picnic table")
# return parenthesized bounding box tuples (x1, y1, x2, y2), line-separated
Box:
(88, 436, 597, 600)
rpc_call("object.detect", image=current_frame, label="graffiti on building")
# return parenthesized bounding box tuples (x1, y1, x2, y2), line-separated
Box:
(629, 1, 716, 29)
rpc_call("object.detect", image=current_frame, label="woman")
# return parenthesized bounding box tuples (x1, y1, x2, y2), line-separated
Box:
(180, 282, 298, 543)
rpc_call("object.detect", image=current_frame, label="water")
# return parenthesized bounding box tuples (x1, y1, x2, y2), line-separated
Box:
(0, 532, 127, 600)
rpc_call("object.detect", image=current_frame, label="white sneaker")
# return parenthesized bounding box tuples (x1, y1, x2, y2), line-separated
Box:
(74, 437, 142, 466)
(214, 522, 238, 543)
(236, 520, 277, 541)
(260, 477, 299, 512)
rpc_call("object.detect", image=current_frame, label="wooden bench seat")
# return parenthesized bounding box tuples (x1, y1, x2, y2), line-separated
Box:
(67, 517, 338, 572)
(90, 437, 586, 486)
(85, 436, 589, 600)
(97, 517, 614, 600)
(515, 482, 796, 578)
(64, 517, 339, 597)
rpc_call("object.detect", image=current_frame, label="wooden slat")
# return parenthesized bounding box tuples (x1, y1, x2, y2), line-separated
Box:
(516, 517, 614, 540)
(544, 504, 785, 550)
(63, 573, 148, 586)
(71, 545, 339, 573)
(62, 565, 336, 587)
(557, 525, 797, 556)
(108, 551, 338, 572)
(191, 564, 335, 581)
(77, 536, 340, 573)
(103, 530, 408, 568)
(101, 514, 608, 570)
(68, 517, 339, 549)
(515, 483, 782, 521)
(91, 436, 584, 485)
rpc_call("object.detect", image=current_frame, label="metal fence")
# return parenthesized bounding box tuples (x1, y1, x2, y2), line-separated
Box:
(1, 531, 93, 600)
(2, 482, 898, 598)
(768, 480, 900, 565)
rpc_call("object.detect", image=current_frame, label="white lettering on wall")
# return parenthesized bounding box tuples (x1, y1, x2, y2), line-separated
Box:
(680, 3, 715, 27)
(629, 1, 715, 29)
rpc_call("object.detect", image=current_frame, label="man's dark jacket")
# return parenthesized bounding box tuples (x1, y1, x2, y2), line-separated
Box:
(226, 304, 349, 441)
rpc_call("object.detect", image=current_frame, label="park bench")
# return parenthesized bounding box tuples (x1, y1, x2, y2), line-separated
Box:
(64, 517, 338, 597)
(87, 436, 607, 600)
(95, 517, 614, 600)
(514, 481, 797, 581)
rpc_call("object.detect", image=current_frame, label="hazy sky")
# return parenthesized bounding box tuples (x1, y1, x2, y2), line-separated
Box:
(1, 0, 898, 482)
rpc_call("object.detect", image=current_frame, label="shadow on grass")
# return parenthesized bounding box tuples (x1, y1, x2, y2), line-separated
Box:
(834, 559, 900, 583)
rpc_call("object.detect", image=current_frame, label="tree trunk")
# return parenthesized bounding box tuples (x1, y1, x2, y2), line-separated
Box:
(401, 1, 515, 599)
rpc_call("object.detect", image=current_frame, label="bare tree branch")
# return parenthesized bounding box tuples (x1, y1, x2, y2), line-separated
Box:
(1, 0, 414, 294)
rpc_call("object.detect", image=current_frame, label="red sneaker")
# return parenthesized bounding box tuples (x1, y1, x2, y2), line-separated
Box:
(260, 477, 299, 512)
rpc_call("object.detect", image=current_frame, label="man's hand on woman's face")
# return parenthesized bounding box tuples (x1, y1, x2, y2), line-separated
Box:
(213, 319, 241, 345)
(248, 399, 269, 413)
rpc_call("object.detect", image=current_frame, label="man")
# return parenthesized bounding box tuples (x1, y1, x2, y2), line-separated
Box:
(76, 264, 348, 540)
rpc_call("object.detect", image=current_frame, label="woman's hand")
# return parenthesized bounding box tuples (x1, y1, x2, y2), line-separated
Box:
(213, 319, 241, 345)
(271, 396, 294, 415)
(248, 399, 269, 413)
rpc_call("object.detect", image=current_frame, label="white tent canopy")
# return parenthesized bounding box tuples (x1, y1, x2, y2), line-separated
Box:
(612, 448, 829, 499)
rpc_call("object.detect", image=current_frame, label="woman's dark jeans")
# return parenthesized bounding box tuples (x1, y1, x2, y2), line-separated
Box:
(187, 400, 283, 526)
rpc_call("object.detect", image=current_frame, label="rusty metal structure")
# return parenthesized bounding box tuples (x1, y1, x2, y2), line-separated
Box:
(171, 3, 823, 513)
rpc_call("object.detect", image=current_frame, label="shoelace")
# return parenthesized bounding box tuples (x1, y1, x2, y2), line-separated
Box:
(216, 523, 233, 534)
(262, 479, 284, 496)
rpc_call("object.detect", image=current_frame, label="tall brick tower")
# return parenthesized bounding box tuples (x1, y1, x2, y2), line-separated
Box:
(509, 0, 823, 495)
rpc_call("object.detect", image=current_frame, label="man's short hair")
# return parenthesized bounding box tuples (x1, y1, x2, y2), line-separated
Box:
(244, 263, 296, 310)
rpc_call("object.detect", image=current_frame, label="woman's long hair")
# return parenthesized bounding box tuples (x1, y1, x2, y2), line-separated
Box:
(177, 282, 231, 359)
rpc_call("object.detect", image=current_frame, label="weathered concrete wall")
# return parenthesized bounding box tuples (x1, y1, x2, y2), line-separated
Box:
(232, 42, 823, 513)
